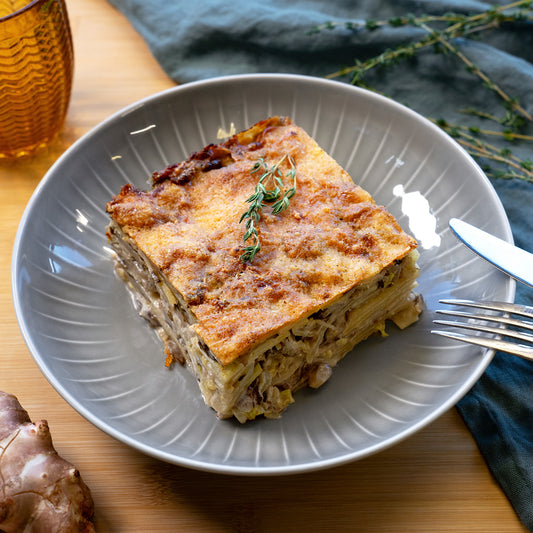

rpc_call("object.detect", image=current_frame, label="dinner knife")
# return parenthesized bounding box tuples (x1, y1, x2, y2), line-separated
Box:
(449, 218, 533, 288)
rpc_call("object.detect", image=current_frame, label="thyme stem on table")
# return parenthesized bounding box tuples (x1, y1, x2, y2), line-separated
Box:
(240, 155, 297, 263)
(310, 1, 533, 183)
(418, 21, 533, 123)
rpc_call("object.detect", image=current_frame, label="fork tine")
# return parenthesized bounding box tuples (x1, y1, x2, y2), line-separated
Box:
(436, 309, 533, 333)
(433, 298, 533, 360)
(438, 299, 533, 319)
(431, 329, 533, 360)
(433, 319, 533, 344)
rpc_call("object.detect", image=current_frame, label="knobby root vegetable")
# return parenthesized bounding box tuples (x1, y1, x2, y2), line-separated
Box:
(0, 391, 95, 532)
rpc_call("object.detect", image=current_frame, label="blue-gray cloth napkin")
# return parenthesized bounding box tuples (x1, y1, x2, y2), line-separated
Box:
(108, 0, 533, 528)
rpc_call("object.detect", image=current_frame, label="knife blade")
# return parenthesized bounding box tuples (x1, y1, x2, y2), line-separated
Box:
(449, 218, 533, 288)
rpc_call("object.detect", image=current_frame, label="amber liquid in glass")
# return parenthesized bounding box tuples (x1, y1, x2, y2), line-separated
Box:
(0, 0, 73, 158)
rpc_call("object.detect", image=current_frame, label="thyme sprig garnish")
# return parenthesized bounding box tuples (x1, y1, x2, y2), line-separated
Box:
(310, 1, 533, 183)
(240, 154, 296, 263)
(433, 118, 533, 181)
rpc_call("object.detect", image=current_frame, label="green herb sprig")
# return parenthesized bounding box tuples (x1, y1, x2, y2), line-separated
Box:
(309, 1, 533, 183)
(240, 155, 296, 263)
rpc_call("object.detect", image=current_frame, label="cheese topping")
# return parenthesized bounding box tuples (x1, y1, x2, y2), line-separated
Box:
(106, 117, 417, 365)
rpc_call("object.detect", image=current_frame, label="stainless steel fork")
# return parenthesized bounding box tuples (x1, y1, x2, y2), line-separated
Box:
(432, 299, 533, 360)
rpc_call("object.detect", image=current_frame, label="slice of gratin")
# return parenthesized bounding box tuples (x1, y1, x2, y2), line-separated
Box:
(105, 116, 422, 423)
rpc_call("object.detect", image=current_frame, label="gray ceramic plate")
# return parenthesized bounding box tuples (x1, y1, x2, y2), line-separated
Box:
(12, 74, 514, 475)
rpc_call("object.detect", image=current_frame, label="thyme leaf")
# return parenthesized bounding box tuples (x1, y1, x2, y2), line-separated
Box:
(240, 154, 296, 263)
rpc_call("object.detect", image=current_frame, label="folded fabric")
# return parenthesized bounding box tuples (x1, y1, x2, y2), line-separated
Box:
(109, 0, 533, 528)
(456, 178, 533, 531)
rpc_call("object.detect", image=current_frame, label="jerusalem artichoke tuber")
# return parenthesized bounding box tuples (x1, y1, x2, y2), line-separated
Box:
(0, 391, 95, 532)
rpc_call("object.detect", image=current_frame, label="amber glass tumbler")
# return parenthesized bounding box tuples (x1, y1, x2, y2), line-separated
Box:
(0, 0, 73, 158)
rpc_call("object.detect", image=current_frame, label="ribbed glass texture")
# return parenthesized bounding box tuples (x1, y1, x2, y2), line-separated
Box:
(0, 0, 73, 158)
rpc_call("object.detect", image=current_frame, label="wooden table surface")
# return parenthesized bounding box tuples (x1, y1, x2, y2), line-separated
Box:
(0, 1, 528, 531)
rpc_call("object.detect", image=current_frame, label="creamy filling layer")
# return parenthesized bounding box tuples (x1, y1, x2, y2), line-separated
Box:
(107, 221, 421, 423)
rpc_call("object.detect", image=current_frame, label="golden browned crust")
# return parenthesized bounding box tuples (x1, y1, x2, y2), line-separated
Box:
(106, 117, 417, 365)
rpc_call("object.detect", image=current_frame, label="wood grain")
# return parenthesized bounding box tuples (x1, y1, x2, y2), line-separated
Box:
(0, 0, 527, 531)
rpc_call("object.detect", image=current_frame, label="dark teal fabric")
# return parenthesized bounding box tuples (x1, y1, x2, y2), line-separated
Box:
(108, 0, 533, 528)
(460, 178, 533, 530)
